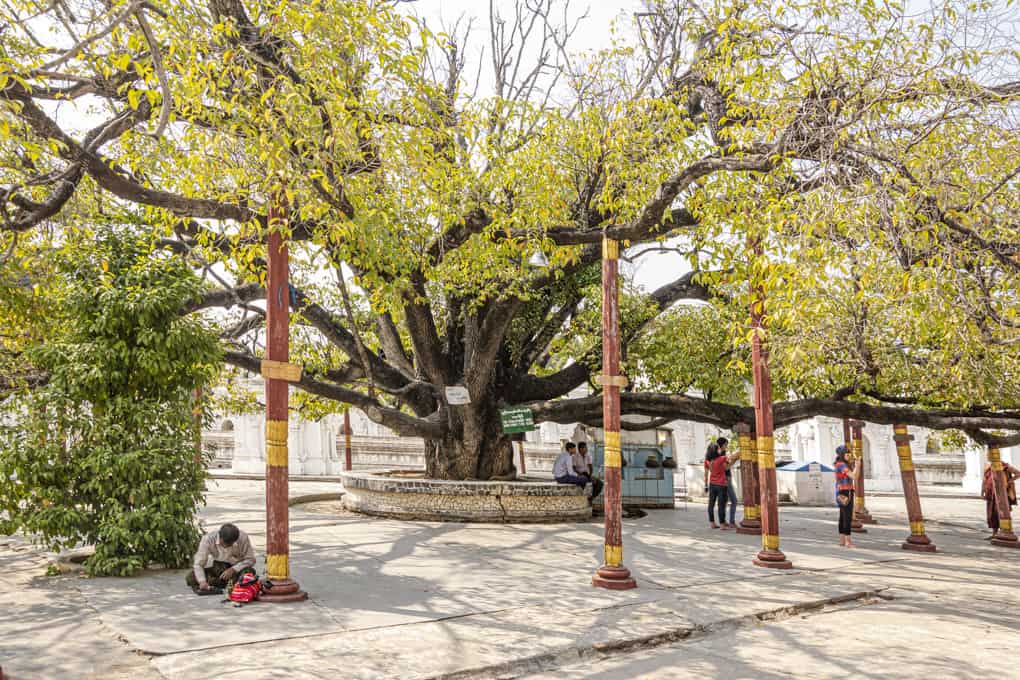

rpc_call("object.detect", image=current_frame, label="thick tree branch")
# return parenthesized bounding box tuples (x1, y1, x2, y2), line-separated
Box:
(2, 85, 256, 223)
(183, 283, 265, 313)
(508, 269, 717, 403)
(465, 299, 523, 398)
(222, 349, 442, 438)
(403, 273, 449, 387)
(529, 391, 1020, 437)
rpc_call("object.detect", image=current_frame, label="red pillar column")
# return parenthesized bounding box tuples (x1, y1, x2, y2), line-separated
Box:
(735, 423, 761, 535)
(261, 198, 308, 602)
(988, 445, 1020, 548)
(893, 425, 936, 552)
(343, 408, 353, 472)
(749, 243, 792, 569)
(850, 420, 876, 525)
(593, 236, 636, 590)
(843, 419, 866, 533)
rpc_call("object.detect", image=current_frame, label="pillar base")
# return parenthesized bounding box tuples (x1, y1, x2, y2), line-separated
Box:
(261, 578, 309, 602)
(753, 549, 793, 569)
(592, 565, 637, 590)
(991, 532, 1020, 548)
(737, 517, 761, 535)
(857, 510, 878, 525)
(902, 535, 937, 552)
(851, 522, 867, 534)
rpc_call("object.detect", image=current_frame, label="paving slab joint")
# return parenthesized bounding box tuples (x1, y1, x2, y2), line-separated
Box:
(426, 588, 889, 680)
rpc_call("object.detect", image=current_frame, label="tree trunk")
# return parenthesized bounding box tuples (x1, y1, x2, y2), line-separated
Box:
(424, 405, 514, 480)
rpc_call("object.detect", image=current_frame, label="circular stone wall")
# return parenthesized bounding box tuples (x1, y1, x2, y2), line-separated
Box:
(339, 471, 591, 523)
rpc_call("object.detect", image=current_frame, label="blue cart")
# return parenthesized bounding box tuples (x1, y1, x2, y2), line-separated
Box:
(591, 442, 676, 509)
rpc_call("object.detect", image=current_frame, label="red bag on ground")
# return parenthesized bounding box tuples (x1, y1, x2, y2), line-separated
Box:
(228, 572, 262, 603)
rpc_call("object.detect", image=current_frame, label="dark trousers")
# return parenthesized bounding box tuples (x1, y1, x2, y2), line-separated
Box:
(583, 475, 604, 498)
(837, 490, 854, 536)
(185, 560, 232, 590)
(726, 481, 738, 524)
(556, 474, 589, 488)
(708, 484, 728, 523)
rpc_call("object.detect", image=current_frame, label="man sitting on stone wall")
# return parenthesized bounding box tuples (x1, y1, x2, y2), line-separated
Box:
(186, 523, 256, 594)
(573, 442, 604, 499)
(554, 442, 591, 490)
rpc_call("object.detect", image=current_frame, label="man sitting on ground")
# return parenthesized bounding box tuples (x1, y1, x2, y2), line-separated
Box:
(573, 442, 604, 499)
(186, 523, 256, 594)
(554, 442, 590, 490)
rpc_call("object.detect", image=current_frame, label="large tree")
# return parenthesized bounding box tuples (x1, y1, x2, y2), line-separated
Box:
(3, 0, 1020, 479)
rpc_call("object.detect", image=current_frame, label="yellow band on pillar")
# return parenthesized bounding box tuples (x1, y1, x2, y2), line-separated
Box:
(604, 446, 622, 468)
(744, 506, 760, 520)
(910, 521, 926, 535)
(266, 553, 289, 579)
(1001, 519, 1013, 532)
(757, 436, 775, 468)
(854, 496, 864, 510)
(739, 434, 754, 461)
(603, 237, 619, 260)
(266, 419, 288, 467)
(604, 432, 622, 467)
(267, 444, 288, 467)
(897, 447, 914, 472)
(267, 419, 288, 442)
(604, 544, 622, 567)
(762, 534, 780, 550)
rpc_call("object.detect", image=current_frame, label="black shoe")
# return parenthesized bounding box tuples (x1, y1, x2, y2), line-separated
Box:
(193, 586, 224, 596)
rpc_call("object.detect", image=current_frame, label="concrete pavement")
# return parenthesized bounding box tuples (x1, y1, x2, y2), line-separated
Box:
(2, 479, 1017, 679)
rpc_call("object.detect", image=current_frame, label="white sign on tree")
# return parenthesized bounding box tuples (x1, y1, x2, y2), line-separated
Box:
(445, 385, 471, 405)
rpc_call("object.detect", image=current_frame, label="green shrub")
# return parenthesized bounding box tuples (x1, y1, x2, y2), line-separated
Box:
(0, 230, 221, 575)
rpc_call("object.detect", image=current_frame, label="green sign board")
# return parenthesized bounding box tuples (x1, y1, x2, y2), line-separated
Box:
(500, 407, 535, 433)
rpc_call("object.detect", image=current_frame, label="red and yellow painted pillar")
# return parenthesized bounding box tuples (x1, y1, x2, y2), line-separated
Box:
(893, 424, 936, 552)
(748, 241, 792, 569)
(593, 236, 636, 590)
(343, 407, 353, 472)
(987, 445, 1019, 548)
(849, 420, 876, 525)
(735, 422, 761, 535)
(260, 198, 308, 602)
(843, 419, 866, 534)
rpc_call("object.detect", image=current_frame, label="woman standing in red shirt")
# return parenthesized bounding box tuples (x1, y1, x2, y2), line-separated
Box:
(706, 443, 740, 529)
(834, 445, 858, 548)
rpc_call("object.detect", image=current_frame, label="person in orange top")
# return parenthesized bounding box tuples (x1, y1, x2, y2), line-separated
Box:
(833, 446, 858, 548)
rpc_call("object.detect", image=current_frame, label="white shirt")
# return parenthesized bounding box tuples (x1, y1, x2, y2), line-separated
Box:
(192, 529, 256, 584)
(553, 451, 575, 478)
(572, 450, 592, 474)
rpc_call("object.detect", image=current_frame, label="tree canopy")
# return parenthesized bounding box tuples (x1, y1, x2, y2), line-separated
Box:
(3, 0, 1020, 479)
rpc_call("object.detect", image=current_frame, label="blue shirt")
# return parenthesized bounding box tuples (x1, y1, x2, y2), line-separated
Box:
(835, 462, 854, 491)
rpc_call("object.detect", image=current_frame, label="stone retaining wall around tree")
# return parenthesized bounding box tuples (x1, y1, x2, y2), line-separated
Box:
(339, 471, 592, 523)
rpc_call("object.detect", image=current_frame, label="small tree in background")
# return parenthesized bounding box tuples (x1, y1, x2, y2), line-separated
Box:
(0, 229, 221, 575)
